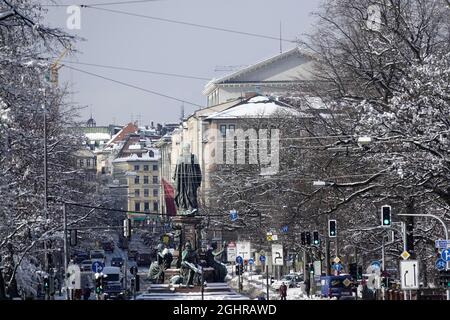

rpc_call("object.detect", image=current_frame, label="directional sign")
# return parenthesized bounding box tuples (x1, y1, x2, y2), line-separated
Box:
(332, 263, 343, 271)
(248, 258, 254, 265)
(281, 225, 288, 233)
(400, 250, 410, 260)
(229, 210, 238, 222)
(259, 255, 266, 263)
(441, 249, 450, 262)
(91, 261, 104, 273)
(367, 264, 381, 276)
(435, 258, 447, 271)
(272, 244, 284, 266)
(235, 256, 243, 265)
(400, 260, 419, 290)
(435, 240, 450, 249)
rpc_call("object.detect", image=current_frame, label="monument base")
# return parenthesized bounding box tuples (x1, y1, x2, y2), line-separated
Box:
(171, 215, 205, 252)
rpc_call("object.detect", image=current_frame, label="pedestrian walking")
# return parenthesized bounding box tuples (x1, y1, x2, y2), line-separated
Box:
(304, 278, 310, 297)
(279, 282, 287, 300)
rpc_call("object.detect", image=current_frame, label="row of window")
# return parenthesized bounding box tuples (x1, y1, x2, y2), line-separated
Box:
(79, 158, 97, 167)
(134, 175, 158, 184)
(219, 124, 235, 136)
(134, 164, 158, 171)
(134, 189, 158, 197)
(135, 201, 158, 212)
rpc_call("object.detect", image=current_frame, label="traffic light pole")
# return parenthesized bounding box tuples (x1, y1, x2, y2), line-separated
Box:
(63, 202, 69, 300)
(398, 213, 449, 300)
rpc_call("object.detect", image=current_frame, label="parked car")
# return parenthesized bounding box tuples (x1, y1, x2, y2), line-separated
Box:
(136, 253, 152, 266)
(80, 259, 93, 272)
(90, 249, 106, 263)
(111, 257, 124, 268)
(272, 273, 304, 290)
(102, 241, 115, 253)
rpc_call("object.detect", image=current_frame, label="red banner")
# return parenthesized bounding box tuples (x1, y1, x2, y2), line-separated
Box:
(162, 178, 176, 216)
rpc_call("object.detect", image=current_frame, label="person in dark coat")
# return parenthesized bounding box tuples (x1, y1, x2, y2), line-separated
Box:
(83, 284, 91, 300)
(279, 282, 287, 300)
(304, 278, 310, 297)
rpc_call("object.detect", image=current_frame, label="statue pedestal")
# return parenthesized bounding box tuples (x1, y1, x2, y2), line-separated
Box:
(171, 215, 204, 251)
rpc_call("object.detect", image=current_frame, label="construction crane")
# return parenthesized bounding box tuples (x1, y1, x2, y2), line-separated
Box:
(46, 46, 71, 85)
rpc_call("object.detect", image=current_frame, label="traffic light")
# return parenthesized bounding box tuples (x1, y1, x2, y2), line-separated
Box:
(235, 264, 243, 275)
(123, 218, 131, 239)
(305, 232, 311, 245)
(438, 270, 450, 287)
(70, 229, 77, 246)
(95, 276, 103, 294)
(135, 274, 140, 292)
(329, 220, 337, 237)
(43, 276, 50, 292)
(312, 231, 320, 246)
(301, 232, 306, 245)
(381, 205, 392, 227)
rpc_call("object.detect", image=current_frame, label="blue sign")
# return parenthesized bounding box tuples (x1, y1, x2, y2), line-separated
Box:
(229, 210, 238, 222)
(435, 258, 447, 271)
(441, 249, 450, 262)
(435, 240, 450, 249)
(248, 258, 254, 265)
(91, 261, 104, 273)
(332, 263, 343, 271)
(281, 225, 288, 233)
(236, 256, 243, 265)
(259, 255, 266, 263)
(370, 261, 381, 269)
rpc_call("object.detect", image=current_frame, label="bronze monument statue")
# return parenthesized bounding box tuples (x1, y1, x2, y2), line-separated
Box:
(205, 242, 227, 282)
(173, 143, 202, 215)
(180, 241, 201, 286)
(147, 243, 173, 283)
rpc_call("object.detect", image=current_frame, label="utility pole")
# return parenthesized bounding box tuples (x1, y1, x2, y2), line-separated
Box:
(266, 264, 269, 300)
(63, 202, 69, 300)
(42, 89, 50, 301)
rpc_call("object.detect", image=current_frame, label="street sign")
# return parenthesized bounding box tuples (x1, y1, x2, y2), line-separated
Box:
(343, 278, 352, 287)
(235, 256, 243, 265)
(229, 209, 238, 222)
(272, 234, 278, 241)
(441, 249, 450, 262)
(227, 242, 237, 263)
(259, 255, 266, 263)
(236, 241, 251, 260)
(366, 264, 381, 276)
(281, 225, 288, 233)
(91, 261, 104, 273)
(266, 232, 273, 241)
(400, 260, 419, 290)
(333, 257, 340, 264)
(271, 244, 284, 266)
(313, 261, 321, 275)
(435, 259, 447, 271)
(248, 258, 254, 265)
(400, 250, 411, 260)
(332, 263, 342, 271)
(435, 240, 450, 249)
(370, 260, 381, 269)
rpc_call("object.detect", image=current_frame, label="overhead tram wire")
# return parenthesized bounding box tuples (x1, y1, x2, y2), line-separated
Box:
(82, 6, 298, 43)
(61, 60, 210, 81)
(42, 0, 161, 7)
(63, 64, 204, 108)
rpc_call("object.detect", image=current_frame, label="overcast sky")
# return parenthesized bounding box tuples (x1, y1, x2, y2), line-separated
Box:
(44, 0, 322, 126)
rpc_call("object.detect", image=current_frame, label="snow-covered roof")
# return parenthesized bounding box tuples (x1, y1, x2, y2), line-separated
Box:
(205, 96, 306, 120)
(203, 47, 315, 95)
(113, 150, 160, 163)
(85, 132, 111, 141)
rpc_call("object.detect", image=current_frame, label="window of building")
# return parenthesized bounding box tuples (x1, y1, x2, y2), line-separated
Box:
(153, 189, 158, 197)
(144, 202, 149, 211)
(134, 189, 140, 197)
(79, 159, 84, 167)
(144, 189, 149, 197)
(101, 167, 106, 174)
(94, 158, 97, 167)
(149, 150, 154, 157)
(134, 165, 140, 171)
(144, 176, 149, 184)
(144, 165, 149, 171)
(153, 176, 158, 184)
(134, 176, 140, 184)
(153, 164, 158, 171)
(87, 159, 91, 167)
(134, 202, 140, 212)
(153, 201, 158, 212)
(219, 124, 227, 137)
(228, 124, 235, 131)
